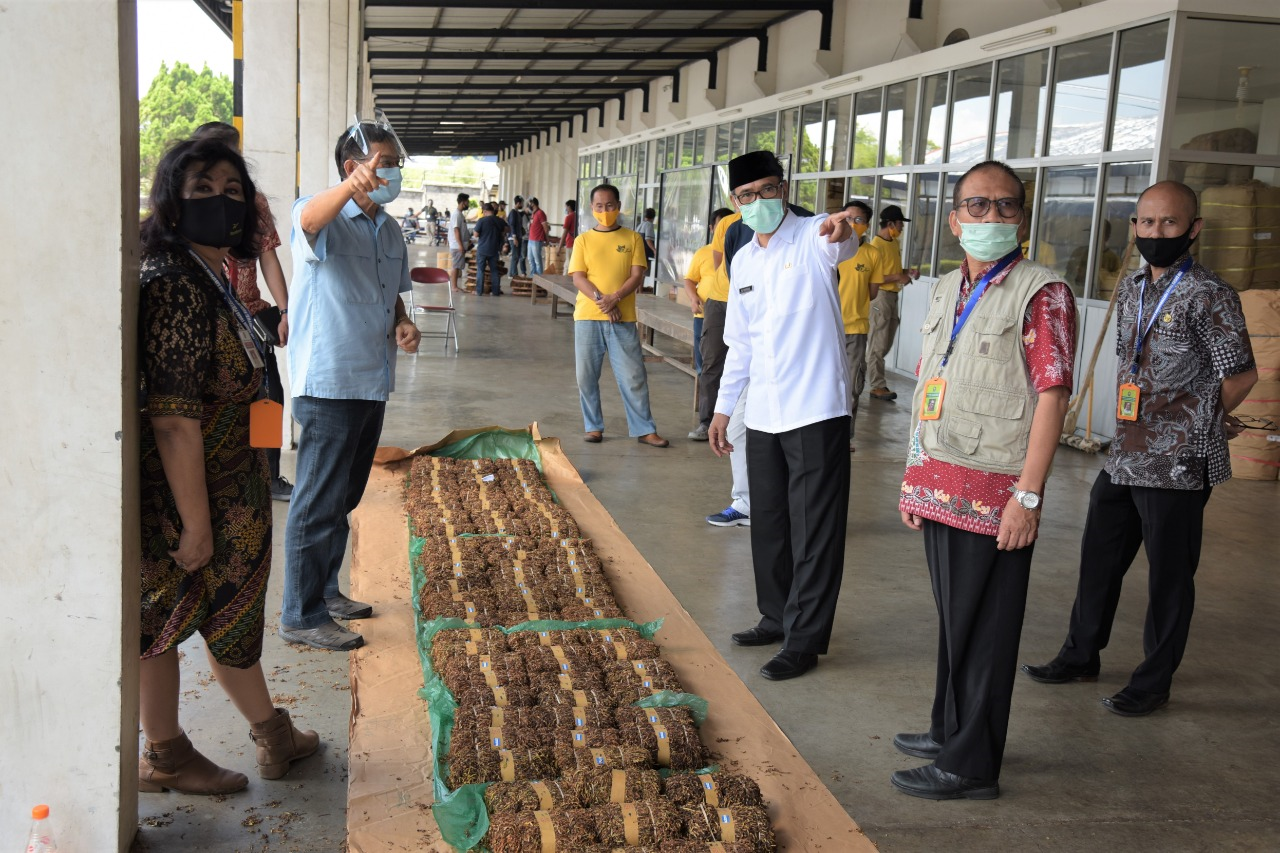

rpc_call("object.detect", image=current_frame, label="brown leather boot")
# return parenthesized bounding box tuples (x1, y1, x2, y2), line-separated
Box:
(250, 708, 320, 779)
(138, 730, 248, 794)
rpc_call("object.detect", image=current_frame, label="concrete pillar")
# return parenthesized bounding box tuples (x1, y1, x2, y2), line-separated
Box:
(244, 0, 299, 440)
(299, 0, 333, 194)
(0, 1, 140, 849)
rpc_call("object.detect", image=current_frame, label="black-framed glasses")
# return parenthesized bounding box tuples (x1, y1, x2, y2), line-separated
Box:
(734, 183, 783, 205)
(1237, 415, 1277, 431)
(957, 196, 1022, 219)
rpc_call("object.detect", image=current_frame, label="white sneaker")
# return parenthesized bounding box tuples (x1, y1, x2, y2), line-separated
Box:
(687, 424, 709, 440)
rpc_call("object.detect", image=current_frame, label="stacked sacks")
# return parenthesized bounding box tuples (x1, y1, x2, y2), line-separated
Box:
(1196, 182, 1280, 292)
(1231, 290, 1280, 480)
(407, 454, 778, 851)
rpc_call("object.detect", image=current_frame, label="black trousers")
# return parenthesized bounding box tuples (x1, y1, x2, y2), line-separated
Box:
(1057, 469, 1211, 696)
(923, 519, 1033, 781)
(697, 299, 728, 428)
(264, 345, 284, 481)
(746, 415, 850, 655)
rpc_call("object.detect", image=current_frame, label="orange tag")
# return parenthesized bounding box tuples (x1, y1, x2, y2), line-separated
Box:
(249, 399, 283, 447)
(1117, 382, 1140, 422)
(920, 377, 946, 421)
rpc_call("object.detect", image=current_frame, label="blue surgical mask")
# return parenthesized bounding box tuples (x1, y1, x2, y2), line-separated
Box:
(739, 198, 786, 235)
(366, 167, 402, 205)
(958, 222, 1021, 262)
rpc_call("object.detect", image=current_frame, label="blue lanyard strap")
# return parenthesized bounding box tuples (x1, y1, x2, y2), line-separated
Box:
(186, 249, 264, 356)
(941, 249, 1020, 367)
(1130, 258, 1192, 375)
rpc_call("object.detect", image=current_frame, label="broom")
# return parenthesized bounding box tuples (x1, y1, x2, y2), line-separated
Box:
(1060, 237, 1137, 453)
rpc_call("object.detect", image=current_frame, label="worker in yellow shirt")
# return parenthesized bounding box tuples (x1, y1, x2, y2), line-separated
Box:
(569, 183, 669, 448)
(867, 204, 920, 400)
(838, 200, 885, 452)
(684, 207, 735, 440)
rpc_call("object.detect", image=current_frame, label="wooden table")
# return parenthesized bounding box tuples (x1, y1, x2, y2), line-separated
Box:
(532, 273, 579, 318)
(633, 293, 697, 378)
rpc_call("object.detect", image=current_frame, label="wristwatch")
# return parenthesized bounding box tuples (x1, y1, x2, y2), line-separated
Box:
(1012, 488, 1041, 511)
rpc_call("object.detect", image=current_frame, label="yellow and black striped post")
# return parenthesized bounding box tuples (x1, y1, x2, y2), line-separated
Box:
(232, 0, 244, 144)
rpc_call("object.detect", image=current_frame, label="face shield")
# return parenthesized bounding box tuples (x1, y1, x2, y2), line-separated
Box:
(343, 108, 408, 166)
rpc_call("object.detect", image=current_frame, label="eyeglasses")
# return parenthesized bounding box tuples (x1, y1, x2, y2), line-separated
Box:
(734, 183, 783, 205)
(1237, 415, 1277, 431)
(957, 196, 1022, 219)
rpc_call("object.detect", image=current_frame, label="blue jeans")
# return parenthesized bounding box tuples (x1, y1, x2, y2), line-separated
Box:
(510, 236, 528, 276)
(527, 240, 545, 275)
(282, 396, 385, 628)
(476, 253, 501, 294)
(575, 320, 657, 436)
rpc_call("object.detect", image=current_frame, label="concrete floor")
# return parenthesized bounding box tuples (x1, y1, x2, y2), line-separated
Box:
(133, 247, 1280, 851)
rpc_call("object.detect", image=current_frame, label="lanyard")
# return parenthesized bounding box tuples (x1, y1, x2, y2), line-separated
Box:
(941, 250, 1020, 367)
(188, 249, 264, 357)
(1130, 258, 1192, 375)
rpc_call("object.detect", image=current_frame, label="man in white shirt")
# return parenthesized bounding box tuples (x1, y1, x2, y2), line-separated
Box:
(447, 192, 470, 293)
(708, 150, 858, 680)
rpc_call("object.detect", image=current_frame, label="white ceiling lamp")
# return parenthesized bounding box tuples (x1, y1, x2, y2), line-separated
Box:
(981, 26, 1056, 53)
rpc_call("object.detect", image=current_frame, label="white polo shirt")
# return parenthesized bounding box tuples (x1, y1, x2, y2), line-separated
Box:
(715, 211, 855, 434)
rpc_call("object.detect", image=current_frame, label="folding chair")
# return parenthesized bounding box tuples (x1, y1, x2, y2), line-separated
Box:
(407, 266, 458, 355)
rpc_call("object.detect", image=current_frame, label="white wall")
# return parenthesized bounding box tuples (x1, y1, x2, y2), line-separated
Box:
(0, 1, 140, 849)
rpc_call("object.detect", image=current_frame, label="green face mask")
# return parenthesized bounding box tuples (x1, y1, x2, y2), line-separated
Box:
(739, 198, 786, 235)
(958, 222, 1021, 262)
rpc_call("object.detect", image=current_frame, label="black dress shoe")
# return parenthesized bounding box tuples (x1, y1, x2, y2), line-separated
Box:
(1020, 657, 1100, 684)
(731, 626, 784, 647)
(891, 764, 999, 800)
(760, 649, 817, 680)
(893, 732, 943, 760)
(1102, 688, 1169, 717)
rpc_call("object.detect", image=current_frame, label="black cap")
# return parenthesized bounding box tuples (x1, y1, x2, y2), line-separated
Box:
(729, 150, 784, 193)
(879, 204, 910, 224)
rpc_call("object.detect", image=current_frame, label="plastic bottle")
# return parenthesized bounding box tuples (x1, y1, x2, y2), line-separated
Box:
(25, 805, 59, 853)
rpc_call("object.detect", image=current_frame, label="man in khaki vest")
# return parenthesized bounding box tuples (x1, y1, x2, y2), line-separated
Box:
(891, 161, 1077, 800)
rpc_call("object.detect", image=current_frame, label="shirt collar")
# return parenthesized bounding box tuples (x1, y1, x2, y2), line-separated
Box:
(960, 250, 1024, 288)
(1139, 251, 1195, 287)
(753, 208, 803, 248)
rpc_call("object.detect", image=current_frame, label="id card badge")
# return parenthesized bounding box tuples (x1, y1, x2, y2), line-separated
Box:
(249, 399, 283, 448)
(237, 329, 265, 369)
(1117, 382, 1141, 422)
(920, 377, 947, 421)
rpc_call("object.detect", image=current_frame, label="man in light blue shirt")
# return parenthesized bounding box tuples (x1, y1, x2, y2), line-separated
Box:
(280, 121, 421, 652)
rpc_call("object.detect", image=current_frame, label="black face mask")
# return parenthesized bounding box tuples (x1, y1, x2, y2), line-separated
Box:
(178, 194, 246, 249)
(1135, 225, 1195, 270)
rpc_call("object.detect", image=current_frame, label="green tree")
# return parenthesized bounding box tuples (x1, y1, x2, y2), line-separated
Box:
(139, 61, 233, 185)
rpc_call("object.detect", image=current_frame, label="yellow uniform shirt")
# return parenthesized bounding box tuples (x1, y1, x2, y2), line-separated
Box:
(705, 211, 741, 303)
(869, 234, 905, 292)
(684, 244, 717, 318)
(497, 211, 507, 220)
(568, 227, 647, 322)
(837, 242, 885, 335)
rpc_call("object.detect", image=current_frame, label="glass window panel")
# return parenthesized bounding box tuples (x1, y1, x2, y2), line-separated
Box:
(1173, 161, 1280, 290)
(1111, 23, 1166, 150)
(665, 135, 678, 170)
(694, 128, 709, 165)
(594, 152, 604, 176)
(799, 103, 824, 173)
(638, 141, 650, 182)
(884, 80, 917, 166)
(919, 73, 949, 164)
(715, 124, 732, 162)
(877, 173, 910, 268)
(1079, 161, 1151, 299)
(657, 166, 714, 285)
(1048, 35, 1113, 156)
(1038, 166, 1100, 296)
(779, 107, 799, 159)
(824, 96, 851, 170)
(678, 131, 694, 167)
(852, 89, 883, 169)
(747, 113, 778, 153)
(993, 50, 1048, 160)
(913, 172, 942, 278)
(949, 63, 993, 162)
(580, 156, 590, 179)
(605, 148, 616, 175)
(1172, 18, 1280, 157)
(937, 172, 965, 277)
(793, 178, 818, 211)
(821, 177, 846, 213)
(655, 138, 667, 174)
(847, 175, 876, 204)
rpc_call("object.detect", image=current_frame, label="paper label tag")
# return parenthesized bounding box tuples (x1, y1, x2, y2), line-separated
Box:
(499, 749, 515, 781)
(610, 769, 627, 803)
(469, 629, 484, 642)
(491, 686, 508, 706)
(591, 747, 607, 766)
(920, 376, 946, 421)
(1118, 382, 1140, 422)
(490, 707, 505, 727)
(719, 809, 736, 842)
(237, 328, 265, 368)
(652, 723, 671, 766)
(489, 726, 504, 748)
(699, 773, 719, 806)
(248, 399, 282, 448)
(531, 781, 554, 810)
(572, 689, 589, 707)
(535, 811, 556, 853)
(622, 803, 640, 846)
